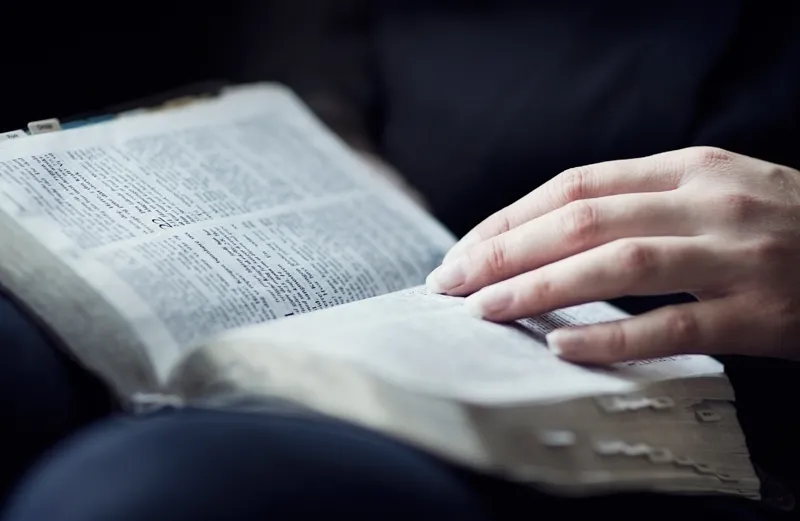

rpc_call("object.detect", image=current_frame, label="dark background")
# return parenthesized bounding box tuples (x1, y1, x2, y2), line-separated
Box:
(0, 0, 355, 129)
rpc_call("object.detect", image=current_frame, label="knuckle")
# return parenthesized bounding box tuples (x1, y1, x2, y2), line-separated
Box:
(714, 193, 764, 223)
(764, 165, 790, 184)
(479, 239, 509, 278)
(613, 240, 657, 279)
(561, 200, 600, 247)
(602, 321, 629, 362)
(650, 156, 682, 181)
(689, 146, 735, 169)
(530, 275, 555, 304)
(744, 236, 788, 265)
(763, 294, 794, 323)
(767, 296, 800, 349)
(664, 308, 701, 344)
(735, 293, 797, 357)
(557, 166, 594, 203)
(486, 211, 513, 236)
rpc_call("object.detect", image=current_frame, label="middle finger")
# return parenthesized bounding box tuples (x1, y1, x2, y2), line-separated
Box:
(427, 191, 697, 296)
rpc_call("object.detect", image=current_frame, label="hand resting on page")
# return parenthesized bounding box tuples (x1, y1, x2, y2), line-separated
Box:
(426, 147, 800, 364)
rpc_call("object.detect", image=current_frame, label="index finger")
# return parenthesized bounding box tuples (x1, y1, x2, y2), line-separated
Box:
(443, 152, 684, 262)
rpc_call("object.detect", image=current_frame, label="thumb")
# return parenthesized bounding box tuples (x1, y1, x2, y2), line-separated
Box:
(546, 298, 749, 364)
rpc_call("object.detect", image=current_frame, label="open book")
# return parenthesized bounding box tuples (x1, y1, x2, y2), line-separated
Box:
(0, 84, 759, 499)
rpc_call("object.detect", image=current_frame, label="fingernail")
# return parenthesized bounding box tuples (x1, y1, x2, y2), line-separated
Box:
(463, 285, 513, 318)
(546, 329, 586, 357)
(442, 233, 480, 264)
(425, 262, 466, 293)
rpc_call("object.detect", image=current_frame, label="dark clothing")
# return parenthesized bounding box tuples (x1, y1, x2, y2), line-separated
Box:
(0, 293, 792, 520)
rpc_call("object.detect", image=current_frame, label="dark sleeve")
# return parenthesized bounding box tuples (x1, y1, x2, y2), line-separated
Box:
(227, 0, 380, 154)
(719, 355, 800, 499)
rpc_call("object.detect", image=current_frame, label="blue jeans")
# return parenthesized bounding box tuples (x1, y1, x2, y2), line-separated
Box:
(0, 292, 789, 521)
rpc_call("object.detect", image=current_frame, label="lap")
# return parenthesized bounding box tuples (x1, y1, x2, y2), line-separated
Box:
(1, 407, 785, 521)
(0, 291, 114, 501)
(0, 291, 790, 520)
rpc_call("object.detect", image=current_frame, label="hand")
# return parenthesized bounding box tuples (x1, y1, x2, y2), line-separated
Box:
(426, 147, 800, 364)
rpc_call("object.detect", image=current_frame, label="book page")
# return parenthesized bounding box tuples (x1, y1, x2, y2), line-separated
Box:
(200, 286, 726, 405)
(0, 85, 454, 396)
(183, 287, 756, 499)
